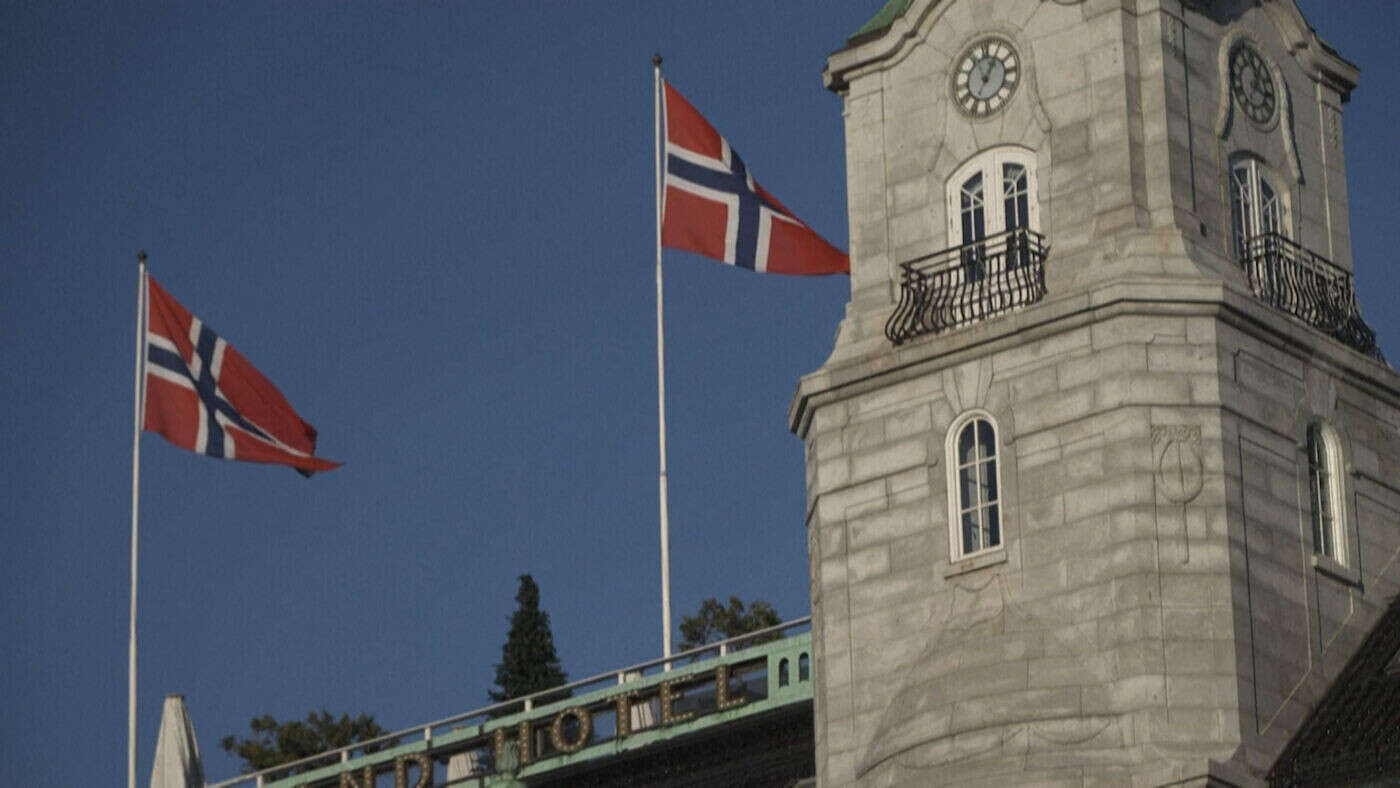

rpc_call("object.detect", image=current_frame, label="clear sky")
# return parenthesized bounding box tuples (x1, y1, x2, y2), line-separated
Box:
(2, 2, 1396, 784)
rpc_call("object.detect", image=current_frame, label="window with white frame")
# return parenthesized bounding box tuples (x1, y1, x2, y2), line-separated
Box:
(947, 147, 1040, 276)
(946, 413, 1003, 560)
(1229, 156, 1288, 260)
(1307, 423, 1346, 563)
(947, 147, 1039, 244)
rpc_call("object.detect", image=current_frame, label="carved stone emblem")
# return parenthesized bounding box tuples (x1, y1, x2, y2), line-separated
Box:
(1153, 425, 1203, 503)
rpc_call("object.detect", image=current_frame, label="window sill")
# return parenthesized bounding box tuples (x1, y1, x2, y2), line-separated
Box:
(1313, 553, 1360, 587)
(943, 548, 1007, 579)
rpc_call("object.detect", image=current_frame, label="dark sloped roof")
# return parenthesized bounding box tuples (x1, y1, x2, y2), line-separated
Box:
(1270, 593, 1400, 786)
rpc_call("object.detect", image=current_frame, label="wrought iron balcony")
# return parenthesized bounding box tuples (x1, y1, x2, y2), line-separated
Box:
(1241, 232, 1383, 360)
(885, 228, 1049, 345)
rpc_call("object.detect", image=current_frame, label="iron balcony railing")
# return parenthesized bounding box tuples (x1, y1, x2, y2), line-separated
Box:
(885, 227, 1049, 345)
(1242, 232, 1383, 360)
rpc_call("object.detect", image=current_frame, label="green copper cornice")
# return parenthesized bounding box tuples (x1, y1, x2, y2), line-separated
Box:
(851, 0, 912, 41)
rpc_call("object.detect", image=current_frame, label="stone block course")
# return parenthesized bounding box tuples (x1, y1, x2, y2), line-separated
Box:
(1017, 386, 1098, 434)
(991, 327, 1093, 375)
(820, 556, 849, 591)
(1159, 572, 1230, 608)
(1165, 675, 1237, 710)
(843, 418, 888, 454)
(1028, 652, 1111, 688)
(958, 631, 1041, 667)
(815, 477, 886, 524)
(1039, 620, 1099, 657)
(819, 520, 846, 557)
(1059, 344, 1148, 389)
(816, 456, 851, 495)
(847, 544, 891, 584)
(1091, 315, 1188, 349)
(889, 467, 932, 507)
(1021, 516, 1113, 566)
(1107, 639, 1166, 678)
(847, 499, 932, 551)
(847, 375, 947, 420)
(1110, 573, 1159, 609)
(1081, 674, 1166, 716)
(1063, 473, 1153, 522)
(1098, 606, 1164, 646)
(853, 629, 933, 678)
(850, 438, 928, 486)
(883, 404, 931, 442)
(953, 687, 1083, 732)
(1019, 493, 1066, 534)
(848, 566, 931, 613)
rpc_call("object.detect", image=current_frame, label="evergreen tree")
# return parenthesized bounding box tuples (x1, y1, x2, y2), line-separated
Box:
(678, 596, 781, 651)
(490, 574, 568, 712)
(220, 710, 391, 774)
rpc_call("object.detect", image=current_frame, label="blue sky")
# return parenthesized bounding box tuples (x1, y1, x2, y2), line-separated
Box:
(2, 2, 1396, 783)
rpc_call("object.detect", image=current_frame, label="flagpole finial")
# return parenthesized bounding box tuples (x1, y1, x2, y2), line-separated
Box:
(652, 53, 662, 68)
(137, 250, 147, 264)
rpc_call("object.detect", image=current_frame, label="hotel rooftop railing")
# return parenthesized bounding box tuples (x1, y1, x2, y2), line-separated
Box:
(1242, 232, 1384, 361)
(885, 227, 1049, 345)
(206, 616, 812, 788)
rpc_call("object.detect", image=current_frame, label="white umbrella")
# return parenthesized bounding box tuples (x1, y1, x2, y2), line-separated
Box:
(149, 694, 203, 788)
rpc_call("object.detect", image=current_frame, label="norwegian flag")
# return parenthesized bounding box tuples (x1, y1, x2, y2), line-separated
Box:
(143, 276, 340, 475)
(661, 80, 848, 275)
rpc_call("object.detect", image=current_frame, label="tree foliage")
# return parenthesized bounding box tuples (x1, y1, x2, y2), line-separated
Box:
(678, 596, 781, 651)
(220, 710, 390, 775)
(490, 574, 568, 713)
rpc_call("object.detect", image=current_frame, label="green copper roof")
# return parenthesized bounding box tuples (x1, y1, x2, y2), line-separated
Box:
(851, 0, 913, 40)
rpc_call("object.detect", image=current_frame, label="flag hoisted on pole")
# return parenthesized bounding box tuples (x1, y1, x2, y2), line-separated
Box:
(651, 63, 849, 663)
(143, 276, 341, 474)
(660, 79, 849, 275)
(127, 255, 339, 787)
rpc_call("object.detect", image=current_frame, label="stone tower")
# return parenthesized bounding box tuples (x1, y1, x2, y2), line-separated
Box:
(790, 1, 1400, 784)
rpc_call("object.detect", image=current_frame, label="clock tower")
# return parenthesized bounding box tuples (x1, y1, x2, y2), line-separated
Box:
(792, 1, 1400, 785)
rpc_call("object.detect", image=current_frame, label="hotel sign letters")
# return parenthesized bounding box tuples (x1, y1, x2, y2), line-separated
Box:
(323, 663, 751, 788)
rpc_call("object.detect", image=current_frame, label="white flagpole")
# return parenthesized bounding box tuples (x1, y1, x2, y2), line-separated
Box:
(128, 250, 147, 788)
(653, 54, 673, 663)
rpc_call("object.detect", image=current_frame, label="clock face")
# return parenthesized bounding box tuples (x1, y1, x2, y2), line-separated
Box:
(953, 37, 1020, 118)
(1230, 44, 1277, 126)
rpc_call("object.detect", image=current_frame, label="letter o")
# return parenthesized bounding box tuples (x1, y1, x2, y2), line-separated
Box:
(549, 706, 592, 753)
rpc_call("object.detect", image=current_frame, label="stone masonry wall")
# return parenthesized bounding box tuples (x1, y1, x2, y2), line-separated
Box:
(801, 308, 1242, 785)
(1215, 319, 1400, 778)
(799, 1, 1392, 784)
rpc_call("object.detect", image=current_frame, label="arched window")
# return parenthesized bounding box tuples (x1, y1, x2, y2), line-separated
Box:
(946, 413, 1003, 560)
(777, 658, 790, 687)
(1307, 423, 1346, 563)
(1230, 156, 1288, 260)
(948, 147, 1039, 244)
(947, 147, 1039, 279)
(798, 653, 810, 682)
